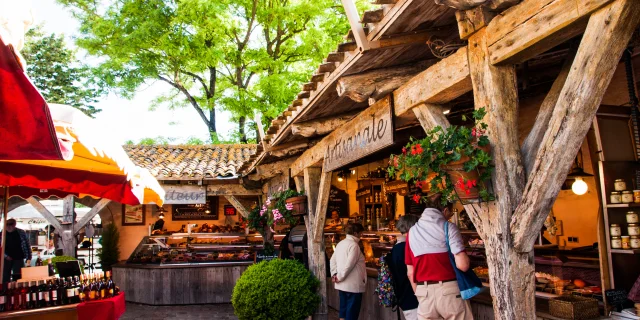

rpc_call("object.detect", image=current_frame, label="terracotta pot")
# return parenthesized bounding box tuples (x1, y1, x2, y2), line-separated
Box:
(443, 163, 481, 200)
(286, 196, 308, 216)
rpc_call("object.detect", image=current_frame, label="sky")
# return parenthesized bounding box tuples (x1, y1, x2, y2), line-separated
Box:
(31, 0, 235, 145)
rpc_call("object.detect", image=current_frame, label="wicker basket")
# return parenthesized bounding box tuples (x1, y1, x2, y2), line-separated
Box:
(549, 296, 600, 319)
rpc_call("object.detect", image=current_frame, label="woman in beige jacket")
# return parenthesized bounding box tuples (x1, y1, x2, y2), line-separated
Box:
(330, 223, 366, 320)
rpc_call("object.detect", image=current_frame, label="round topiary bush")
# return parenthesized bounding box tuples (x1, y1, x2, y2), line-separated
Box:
(232, 259, 320, 320)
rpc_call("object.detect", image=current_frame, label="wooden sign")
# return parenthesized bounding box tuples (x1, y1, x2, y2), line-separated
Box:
(323, 96, 394, 172)
(267, 172, 290, 199)
(327, 187, 349, 218)
(172, 198, 218, 220)
(386, 180, 408, 195)
(255, 250, 280, 263)
(604, 289, 629, 309)
(356, 187, 372, 199)
(164, 185, 206, 204)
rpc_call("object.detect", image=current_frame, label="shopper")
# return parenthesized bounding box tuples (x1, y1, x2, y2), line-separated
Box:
(406, 195, 472, 320)
(330, 223, 366, 320)
(2, 218, 32, 282)
(388, 214, 420, 320)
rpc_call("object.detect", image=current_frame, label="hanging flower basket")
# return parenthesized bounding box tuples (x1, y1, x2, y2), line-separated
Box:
(388, 108, 495, 205)
(285, 196, 307, 216)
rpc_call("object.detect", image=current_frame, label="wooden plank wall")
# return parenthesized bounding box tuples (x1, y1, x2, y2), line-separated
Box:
(113, 265, 248, 305)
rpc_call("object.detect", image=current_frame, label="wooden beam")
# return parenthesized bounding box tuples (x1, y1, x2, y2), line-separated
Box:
(297, 91, 310, 99)
(248, 158, 296, 181)
(336, 61, 434, 102)
(224, 195, 251, 218)
(435, 0, 490, 10)
(26, 197, 62, 230)
(393, 47, 472, 116)
(291, 112, 359, 138)
(302, 82, 317, 91)
(372, 0, 397, 4)
(338, 41, 358, 52)
(326, 52, 345, 63)
(341, 0, 375, 51)
(206, 184, 263, 196)
(318, 62, 337, 73)
(313, 171, 333, 242)
(521, 46, 576, 175)
(455, 6, 495, 40)
(511, 0, 640, 252)
(362, 8, 384, 23)
(62, 195, 75, 224)
(73, 199, 110, 234)
(312, 73, 327, 82)
(412, 104, 450, 130)
(486, 0, 613, 65)
(290, 144, 325, 178)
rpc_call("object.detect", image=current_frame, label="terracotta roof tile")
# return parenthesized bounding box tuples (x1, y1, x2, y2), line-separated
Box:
(124, 145, 256, 180)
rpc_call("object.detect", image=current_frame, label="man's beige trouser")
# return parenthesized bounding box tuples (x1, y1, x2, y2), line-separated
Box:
(415, 281, 473, 320)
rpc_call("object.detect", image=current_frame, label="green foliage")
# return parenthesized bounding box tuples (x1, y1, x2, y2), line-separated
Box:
(248, 189, 304, 235)
(97, 223, 120, 271)
(22, 26, 104, 118)
(44, 256, 84, 274)
(58, 0, 352, 142)
(232, 259, 320, 320)
(388, 108, 495, 204)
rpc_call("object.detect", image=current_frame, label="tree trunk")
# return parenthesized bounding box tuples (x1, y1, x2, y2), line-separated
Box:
(209, 107, 217, 142)
(239, 116, 247, 143)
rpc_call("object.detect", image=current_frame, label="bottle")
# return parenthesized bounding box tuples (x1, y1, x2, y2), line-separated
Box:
(90, 274, 99, 301)
(78, 275, 86, 302)
(83, 274, 92, 301)
(16, 282, 25, 310)
(6, 282, 14, 311)
(37, 280, 47, 308)
(74, 276, 82, 303)
(0, 283, 6, 312)
(29, 281, 38, 309)
(49, 279, 59, 306)
(14, 282, 23, 311)
(106, 271, 115, 298)
(35, 256, 43, 266)
(99, 273, 107, 299)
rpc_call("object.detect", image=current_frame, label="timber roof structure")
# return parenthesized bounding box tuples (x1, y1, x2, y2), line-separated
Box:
(125, 145, 256, 180)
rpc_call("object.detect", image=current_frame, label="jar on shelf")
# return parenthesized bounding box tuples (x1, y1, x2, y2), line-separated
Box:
(615, 179, 627, 191)
(611, 192, 622, 204)
(627, 211, 639, 224)
(634, 190, 640, 203)
(611, 236, 622, 249)
(622, 191, 634, 203)
(631, 236, 640, 249)
(610, 224, 622, 236)
(622, 236, 631, 249)
(628, 223, 639, 236)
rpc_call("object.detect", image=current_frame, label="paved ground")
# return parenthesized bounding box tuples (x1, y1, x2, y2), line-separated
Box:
(122, 302, 340, 320)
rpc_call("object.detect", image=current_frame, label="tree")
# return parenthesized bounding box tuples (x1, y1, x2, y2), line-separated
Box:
(58, 0, 225, 140)
(58, 0, 356, 143)
(97, 223, 120, 272)
(22, 27, 104, 117)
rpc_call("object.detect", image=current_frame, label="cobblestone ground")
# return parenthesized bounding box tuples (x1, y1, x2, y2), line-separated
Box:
(121, 302, 340, 320)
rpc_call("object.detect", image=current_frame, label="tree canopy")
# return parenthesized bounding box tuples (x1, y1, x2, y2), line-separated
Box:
(58, 0, 357, 143)
(22, 27, 104, 117)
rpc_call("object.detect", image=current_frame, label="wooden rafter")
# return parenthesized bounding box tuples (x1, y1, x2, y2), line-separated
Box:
(73, 198, 110, 234)
(224, 195, 251, 218)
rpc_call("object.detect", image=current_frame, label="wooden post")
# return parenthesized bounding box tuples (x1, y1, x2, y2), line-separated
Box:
(303, 167, 330, 320)
(73, 199, 110, 234)
(61, 196, 77, 258)
(224, 195, 251, 218)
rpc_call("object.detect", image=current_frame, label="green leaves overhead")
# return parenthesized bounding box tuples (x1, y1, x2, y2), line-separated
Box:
(58, 0, 354, 142)
(22, 27, 105, 118)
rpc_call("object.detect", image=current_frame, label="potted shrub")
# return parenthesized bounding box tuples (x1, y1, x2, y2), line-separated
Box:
(284, 190, 306, 216)
(247, 189, 302, 253)
(232, 259, 320, 320)
(97, 223, 120, 271)
(388, 107, 495, 205)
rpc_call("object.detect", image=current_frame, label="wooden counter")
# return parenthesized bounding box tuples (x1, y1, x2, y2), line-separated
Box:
(112, 262, 251, 305)
(0, 304, 78, 319)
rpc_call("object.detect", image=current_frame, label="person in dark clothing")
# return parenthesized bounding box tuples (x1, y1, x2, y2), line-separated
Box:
(389, 215, 420, 320)
(279, 221, 295, 259)
(2, 219, 32, 283)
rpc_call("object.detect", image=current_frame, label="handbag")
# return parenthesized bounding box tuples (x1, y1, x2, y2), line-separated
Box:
(444, 222, 483, 300)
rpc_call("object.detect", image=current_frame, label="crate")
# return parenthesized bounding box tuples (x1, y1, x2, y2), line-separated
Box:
(549, 295, 600, 319)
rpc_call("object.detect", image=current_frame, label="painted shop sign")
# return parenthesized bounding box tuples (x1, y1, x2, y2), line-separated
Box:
(385, 180, 408, 196)
(323, 96, 394, 172)
(164, 185, 206, 204)
(356, 187, 372, 198)
(172, 198, 219, 220)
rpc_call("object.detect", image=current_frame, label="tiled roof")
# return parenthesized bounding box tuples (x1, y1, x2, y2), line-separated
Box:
(125, 145, 256, 180)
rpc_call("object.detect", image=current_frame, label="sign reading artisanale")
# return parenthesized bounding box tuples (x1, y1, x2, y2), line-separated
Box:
(266, 172, 290, 199)
(323, 96, 394, 172)
(164, 185, 206, 204)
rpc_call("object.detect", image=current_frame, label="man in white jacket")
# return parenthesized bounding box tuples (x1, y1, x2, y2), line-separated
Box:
(330, 223, 366, 320)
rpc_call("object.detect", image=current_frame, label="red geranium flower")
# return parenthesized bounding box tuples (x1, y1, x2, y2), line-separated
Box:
(402, 147, 407, 155)
(466, 179, 477, 189)
(415, 180, 423, 188)
(411, 144, 423, 155)
(412, 194, 421, 204)
(393, 157, 399, 168)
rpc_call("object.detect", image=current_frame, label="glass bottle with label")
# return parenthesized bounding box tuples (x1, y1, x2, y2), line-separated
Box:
(622, 191, 634, 203)
(628, 223, 639, 236)
(0, 283, 6, 312)
(611, 236, 622, 248)
(614, 179, 627, 191)
(38, 280, 48, 308)
(611, 192, 622, 204)
(49, 279, 58, 306)
(610, 224, 622, 236)
(29, 281, 38, 309)
(630, 236, 640, 249)
(627, 211, 639, 224)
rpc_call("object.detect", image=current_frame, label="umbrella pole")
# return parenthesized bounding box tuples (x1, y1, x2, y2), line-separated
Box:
(1, 187, 8, 285)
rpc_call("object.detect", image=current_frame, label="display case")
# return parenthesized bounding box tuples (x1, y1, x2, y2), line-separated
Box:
(126, 233, 285, 265)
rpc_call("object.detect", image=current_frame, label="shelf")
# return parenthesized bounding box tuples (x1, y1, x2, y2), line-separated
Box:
(610, 249, 640, 254)
(364, 202, 384, 205)
(606, 203, 640, 208)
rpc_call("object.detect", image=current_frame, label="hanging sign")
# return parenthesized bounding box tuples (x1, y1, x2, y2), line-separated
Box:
(327, 187, 349, 218)
(386, 180, 408, 196)
(323, 96, 394, 172)
(356, 187, 372, 199)
(164, 185, 206, 204)
(266, 172, 290, 199)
